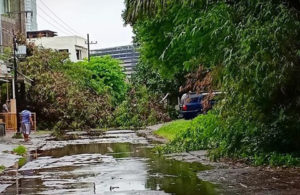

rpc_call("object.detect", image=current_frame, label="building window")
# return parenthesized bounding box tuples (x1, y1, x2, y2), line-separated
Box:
(59, 49, 69, 53)
(76, 49, 82, 60)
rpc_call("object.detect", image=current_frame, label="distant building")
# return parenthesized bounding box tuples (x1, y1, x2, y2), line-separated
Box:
(0, 0, 27, 48)
(28, 30, 88, 62)
(91, 45, 139, 77)
(24, 0, 37, 32)
(27, 29, 57, 38)
(0, 0, 27, 81)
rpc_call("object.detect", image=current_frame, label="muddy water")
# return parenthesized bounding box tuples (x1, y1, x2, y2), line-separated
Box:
(3, 134, 217, 194)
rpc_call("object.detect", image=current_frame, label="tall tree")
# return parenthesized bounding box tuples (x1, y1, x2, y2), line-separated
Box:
(124, 0, 300, 157)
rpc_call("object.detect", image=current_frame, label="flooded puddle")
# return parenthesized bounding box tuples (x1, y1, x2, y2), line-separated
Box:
(2, 134, 217, 194)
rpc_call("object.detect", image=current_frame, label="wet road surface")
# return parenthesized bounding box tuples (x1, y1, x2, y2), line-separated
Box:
(2, 130, 217, 195)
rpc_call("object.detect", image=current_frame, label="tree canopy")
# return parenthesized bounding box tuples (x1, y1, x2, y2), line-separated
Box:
(124, 0, 300, 162)
(66, 56, 127, 105)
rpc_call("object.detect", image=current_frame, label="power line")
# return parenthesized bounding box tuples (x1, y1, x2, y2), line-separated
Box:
(39, 0, 81, 35)
(38, 13, 71, 35)
(37, 13, 72, 36)
(37, 5, 76, 35)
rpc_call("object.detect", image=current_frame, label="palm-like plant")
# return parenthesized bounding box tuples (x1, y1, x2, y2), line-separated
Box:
(123, 0, 219, 25)
(123, 0, 299, 25)
(123, 0, 162, 25)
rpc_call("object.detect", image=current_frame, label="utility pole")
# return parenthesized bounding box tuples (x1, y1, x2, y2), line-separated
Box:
(13, 33, 20, 134)
(86, 34, 97, 62)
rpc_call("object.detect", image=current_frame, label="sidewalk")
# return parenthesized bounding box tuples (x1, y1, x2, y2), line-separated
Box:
(0, 131, 51, 193)
(0, 132, 20, 168)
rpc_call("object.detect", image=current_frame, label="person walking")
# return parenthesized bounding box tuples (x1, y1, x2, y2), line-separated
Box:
(2, 101, 9, 113)
(20, 108, 33, 142)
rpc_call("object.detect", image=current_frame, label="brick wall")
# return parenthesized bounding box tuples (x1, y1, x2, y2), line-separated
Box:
(1, 16, 15, 47)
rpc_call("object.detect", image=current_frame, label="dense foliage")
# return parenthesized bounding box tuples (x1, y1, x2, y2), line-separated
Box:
(159, 112, 300, 166)
(130, 61, 184, 119)
(124, 0, 300, 164)
(113, 84, 171, 128)
(69, 56, 127, 105)
(17, 47, 169, 132)
(19, 49, 118, 131)
(131, 61, 182, 96)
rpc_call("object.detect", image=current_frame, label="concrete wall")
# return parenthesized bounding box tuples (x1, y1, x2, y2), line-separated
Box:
(1, 16, 15, 47)
(28, 36, 88, 62)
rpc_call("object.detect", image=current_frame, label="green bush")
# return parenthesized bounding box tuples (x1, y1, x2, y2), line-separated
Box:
(69, 56, 127, 105)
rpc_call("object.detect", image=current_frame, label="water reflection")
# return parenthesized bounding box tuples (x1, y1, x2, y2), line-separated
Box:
(3, 143, 217, 195)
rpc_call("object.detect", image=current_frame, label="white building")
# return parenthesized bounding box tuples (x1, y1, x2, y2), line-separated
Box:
(28, 32, 88, 62)
(24, 0, 38, 32)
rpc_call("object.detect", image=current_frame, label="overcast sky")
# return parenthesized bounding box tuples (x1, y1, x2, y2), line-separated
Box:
(36, 0, 134, 49)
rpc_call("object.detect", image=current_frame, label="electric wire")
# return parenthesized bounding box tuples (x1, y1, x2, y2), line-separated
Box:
(37, 13, 72, 36)
(39, 0, 81, 35)
(37, 5, 76, 36)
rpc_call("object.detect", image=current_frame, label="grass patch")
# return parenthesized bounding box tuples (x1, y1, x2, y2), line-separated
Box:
(157, 112, 300, 167)
(33, 130, 52, 135)
(253, 153, 300, 167)
(154, 120, 191, 141)
(0, 165, 5, 173)
(12, 133, 23, 139)
(13, 145, 27, 156)
(18, 157, 27, 168)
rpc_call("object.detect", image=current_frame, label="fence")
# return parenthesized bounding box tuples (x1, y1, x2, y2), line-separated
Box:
(0, 112, 37, 132)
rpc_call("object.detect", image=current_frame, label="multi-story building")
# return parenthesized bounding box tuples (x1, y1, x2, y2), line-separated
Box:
(0, 0, 27, 48)
(0, 0, 27, 82)
(24, 0, 37, 32)
(27, 30, 88, 62)
(91, 45, 139, 77)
